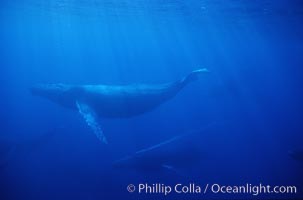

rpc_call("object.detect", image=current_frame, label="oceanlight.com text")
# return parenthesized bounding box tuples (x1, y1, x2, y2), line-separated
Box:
(127, 183, 298, 196)
(209, 183, 297, 196)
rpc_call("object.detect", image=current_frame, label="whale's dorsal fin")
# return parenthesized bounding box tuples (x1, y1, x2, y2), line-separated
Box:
(76, 101, 108, 144)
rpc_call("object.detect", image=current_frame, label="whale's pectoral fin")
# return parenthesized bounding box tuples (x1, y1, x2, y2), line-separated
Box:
(76, 101, 108, 144)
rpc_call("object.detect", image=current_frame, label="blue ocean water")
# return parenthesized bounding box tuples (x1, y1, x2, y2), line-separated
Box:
(0, 0, 303, 199)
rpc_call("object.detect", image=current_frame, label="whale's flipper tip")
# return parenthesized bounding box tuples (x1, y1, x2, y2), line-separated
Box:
(102, 137, 108, 144)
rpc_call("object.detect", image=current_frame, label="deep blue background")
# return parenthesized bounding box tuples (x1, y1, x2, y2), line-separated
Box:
(0, 0, 302, 199)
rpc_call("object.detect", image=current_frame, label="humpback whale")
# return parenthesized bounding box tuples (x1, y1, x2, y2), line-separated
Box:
(31, 69, 209, 143)
(113, 123, 215, 173)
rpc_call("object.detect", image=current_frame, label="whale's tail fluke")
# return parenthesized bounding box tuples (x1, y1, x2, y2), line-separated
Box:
(181, 68, 209, 86)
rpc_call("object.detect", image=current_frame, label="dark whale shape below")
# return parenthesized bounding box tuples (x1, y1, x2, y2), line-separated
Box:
(112, 122, 216, 174)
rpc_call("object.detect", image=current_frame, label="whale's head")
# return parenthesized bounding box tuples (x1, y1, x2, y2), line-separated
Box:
(30, 84, 70, 97)
(30, 84, 79, 108)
